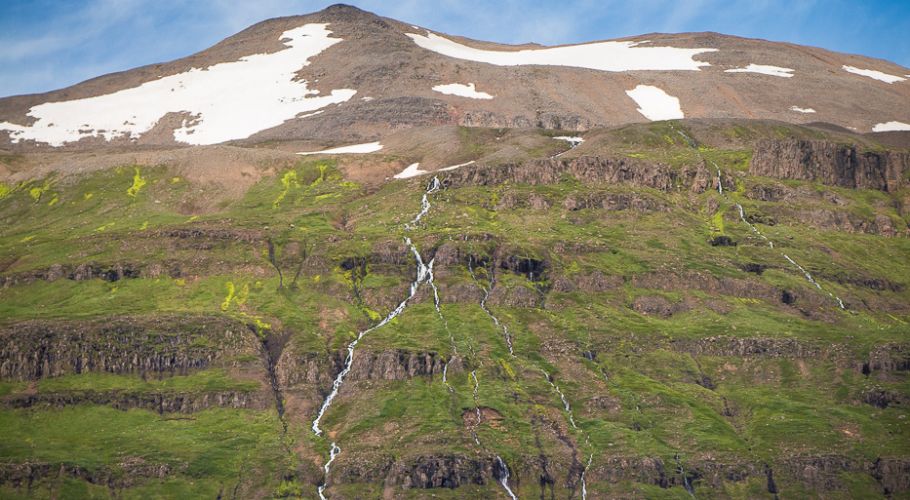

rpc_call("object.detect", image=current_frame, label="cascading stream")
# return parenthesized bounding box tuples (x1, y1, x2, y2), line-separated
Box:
(495, 455, 519, 500)
(470, 370, 483, 446)
(581, 454, 593, 500)
(468, 259, 515, 356)
(313, 178, 440, 498)
(413, 176, 517, 498)
(464, 271, 520, 498)
(426, 259, 459, 391)
(406, 176, 441, 229)
(670, 123, 845, 310)
(543, 371, 595, 498)
(543, 371, 577, 430)
(312, 237, 429, 436)
(675, 453, 696, 498)
(317, 443, 341, 500)
(470, 365, 518, 498)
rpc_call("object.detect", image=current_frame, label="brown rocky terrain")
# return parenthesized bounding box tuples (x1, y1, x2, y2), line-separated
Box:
(0, 4, 908, 158)
(1, 4, 909, 499)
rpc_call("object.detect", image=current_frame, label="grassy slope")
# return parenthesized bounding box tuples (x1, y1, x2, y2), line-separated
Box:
(0, 121, 908, 498)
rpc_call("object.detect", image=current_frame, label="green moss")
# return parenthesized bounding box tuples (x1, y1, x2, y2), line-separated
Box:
(126, 167, 146, 197)
(36, 369, 259, 394)
(1, 127, 909, 495)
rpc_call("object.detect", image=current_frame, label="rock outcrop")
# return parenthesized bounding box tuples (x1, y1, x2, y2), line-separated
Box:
(749, 140, 910, 191)
(0, 315, 257, 380)
(2, 389, 270, 413)
(442, 156, 713, 192)
(0, 458, 179, 489)
(276, 348, 456, 388)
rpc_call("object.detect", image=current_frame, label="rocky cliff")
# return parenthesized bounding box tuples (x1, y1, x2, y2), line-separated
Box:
(750, 140, 910, 191)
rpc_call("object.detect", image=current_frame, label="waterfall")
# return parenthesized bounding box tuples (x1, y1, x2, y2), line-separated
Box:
(736, 203, 773, 249)
(543, 371, 577, 430)
(406, 176, 441, 229)
(675, 453, 696, 498)
(470, 370, 518, 498)
(313, 178, 440, 498)
(470, 370, 483, 446)
(669, 122, 845, 311)
(783, 254, 846, 308)
(735, 203, 845, 309)
(581, 453, 593, 500)
(495, 455, 519, 500)
(426, 257, 459, 391)
(543, 371, 596, 497)
(317, 442, 341, 500)
(469, 259, 515, 356)
(311, 237, 429, 436)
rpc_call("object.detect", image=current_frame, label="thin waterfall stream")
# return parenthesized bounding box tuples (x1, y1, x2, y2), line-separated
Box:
(468, 259, 515, 356)
(671, 123, 845, 310)
(313, 175, 518, 498)
(313, 177, 439, 498)
(495, 455, 519, 500)
(543, 370, 594, 498)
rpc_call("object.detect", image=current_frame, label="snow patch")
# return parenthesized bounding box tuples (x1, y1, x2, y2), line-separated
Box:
(554, 136, 584, 147)
(842, 65, 906, 84)
(725, 64, 794, 78)
(297, 141, 383, 155)
(872, 121, 910, 132)
(432, 82, 493, 99)
(0, 24, 356, 146)
(393, 163, 428, 179)
(625, 85, 684, 121)
(439, 160, 475, 172)
(407, 32, 716, 72)
(790, 106, 816, 113)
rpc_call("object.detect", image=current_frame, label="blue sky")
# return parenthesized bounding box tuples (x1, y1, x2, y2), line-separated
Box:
(1, 0, 908, 98)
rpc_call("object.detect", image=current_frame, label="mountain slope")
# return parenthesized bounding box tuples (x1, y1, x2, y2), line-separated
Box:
(0, 4, 909, 500)
(0, 4, 908, 151)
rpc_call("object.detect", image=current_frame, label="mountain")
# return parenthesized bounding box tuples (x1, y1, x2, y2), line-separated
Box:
(1, 4, 909, 499)
(1, 3, 909, 152)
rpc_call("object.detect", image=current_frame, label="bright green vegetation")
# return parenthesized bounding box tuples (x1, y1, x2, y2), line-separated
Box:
(0, 121, 908, 498)
(35, 369, 259, 394)
(0, 406, 286, 498)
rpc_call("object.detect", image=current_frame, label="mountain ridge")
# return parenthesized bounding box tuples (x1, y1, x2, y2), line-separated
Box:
(1, 5, 909, 499)
(1, 4, 908, 152)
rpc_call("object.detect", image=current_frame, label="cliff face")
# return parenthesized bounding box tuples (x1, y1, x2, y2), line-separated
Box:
(442, 156, 713, 192)
(749, 140, 910, 191)
(276, 348, 456, 388)
(2, 389, 270, 413)
(0, 316, 257, 380)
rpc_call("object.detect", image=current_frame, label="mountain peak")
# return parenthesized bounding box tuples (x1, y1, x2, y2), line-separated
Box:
(317, 3, 381, 22)
(0, 6, 908, 150)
